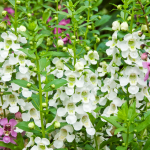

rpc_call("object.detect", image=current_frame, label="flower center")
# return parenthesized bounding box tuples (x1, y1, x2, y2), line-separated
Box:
(59, 129, 67, 140)
(30, 108, 37, 118)
(68, 75, 76, 82)
(67, 103, 75, 114)
(4, 124, 11, 136)
(5, 38, 12, 49)
(129, 73, 137, 85)
(8, 94, 17, 105)
(89, 52, 94, 60)
(5, 65, 12, 73)
(39, 143, 46, 150)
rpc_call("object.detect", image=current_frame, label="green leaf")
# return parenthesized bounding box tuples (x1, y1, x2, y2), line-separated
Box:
(116, 146, 127, 150)
(43, 79, 67, 92)
(114, 127, 127, 135)
(95, 118, 105, 131)
(8, 0, 15, 6)
(11, 80, 38, 91)
(18, 49, 36, 59)
(43, 9, 51, 23)
(135, 114, 150, 132)
(54, 25, 69, 30)
(87, 112, 95, 126)
(92, 0, 103, 8)
(117, 31, 128, 39)
(100, 27, 113, 31)
(143, 136, 150, 150)
(14, 133, 24, 150)
(101, 116, 122, 128)
(84, 144, 95, 150)
(79, 22, 93, 28)
(94, 106, 103, 113)
(75, 6, 88, 15)
(100, 137, 120, 148)
(0, 141, 15, 150)
(37, 37, 44, 48)
(15, 121, 41, 134)
(56, 149, 68, 150)
(39, 58, 47, 71)
(95, 15, 111, 27)
(41, 51, 71, 57)
(55, 11, 68, 16)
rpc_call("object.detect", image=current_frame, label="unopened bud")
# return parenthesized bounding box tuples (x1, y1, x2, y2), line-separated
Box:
(0, 22, 6, 30)
(134, 129, 137, 133)
(27, 83, 32, 88)
(141, 24, 148, 31)
(28, 122, 35, 129)
(57, 39, 64, 48)
(15, 112, 22, 120)
(27, 97, 32, 102)
(27, 13, 32, 18)
(54, 121, 60, 128)
(79, 16, 83, 19)
(140, 44, 146, 49)
(16, 0, 21, 4)
(87, 25, 92, 30)
(42, 103, 47, 108)
(47, 37, 52, 46)
(138, 32, 143, 37)
(96, 37, 100, 43)
(0, 92, 3, 96)
(141, 52, 148, 60)
(2, 11, 7, 16)
(122, 143, 126, 147)
(34, 67, 37, 72)
(58, 5, 61, 10)
(54, 16, 58, 21)
(127, 16, 131, 21)
(98, 16, 101, 20)
(63, 47, 67, 52)
(51, 84, 55, 89)
(117, 5, 122, 10)
(85, 46, 90, 51)
(71, 35, 76, 40)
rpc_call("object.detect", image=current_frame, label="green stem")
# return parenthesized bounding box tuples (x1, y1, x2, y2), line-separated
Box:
(73, 22, 76, 67)
(35, 51, 45, 138)
(74, 138, 77, 150)
(56, 0, 59, 51)
(85, 2, 90, 40)
(94, 134, 98, 150)
(14, 0, 18, 35)
(126, 123, 129, 148)
(127, 84, 130, 107)
(130, 2, 134, 33)
(138, 0, 150, 33)
(0, 89, 6, 118)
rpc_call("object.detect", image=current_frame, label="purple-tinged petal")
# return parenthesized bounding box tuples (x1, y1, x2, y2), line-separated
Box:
(0, 128, 4, 136)
(10, 137, 16, 144)
(1, 118, 8, 126)
(9, 119, 17, 127)
(144, 71, 149, 81)
(11, 130, 17, 137)
(4, 7, 15, 14)
(142, 62, 148, 68)
(3, 136, 10, 143)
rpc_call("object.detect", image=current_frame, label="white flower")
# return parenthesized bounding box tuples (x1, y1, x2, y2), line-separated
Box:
(75, 62, 84, 72)
(18, 25, 26, 32)
(121, 22, 128, 31)
(112, 21, 120, 31)
(31, 137, 52, 150)
(97, 61, 108, 77)
(84, 50, 99, 65)
(57, 39, 64, 47)
(141, 24, 148, 31)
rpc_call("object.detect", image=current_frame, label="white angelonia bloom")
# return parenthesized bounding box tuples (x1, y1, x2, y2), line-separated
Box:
(54, 125, 75, 148)
(121, 22, 128, 31)
(31, 137, 52, 150)
(24, 132, 34, 148)
(119, 67, 146, 94)
(22, 102, 41, 127)
(75, 58, 86, 72)
(84, 50, 99, 65)
(2, 92, 25, 113)
(1, 31, 20, 51)
(52, 57, 64, 70)
(22, 88, 32, 97)
(136, 87, 150, 101)
(57, 39, 64, 47)
(117, 32, 144, 59)
(88, 71, 98, 86)
(97, 61, 108, 77)
(18, 25, 26, 32)
(112, 21, 120, 31)
(16, 72, 30, 81)
(80, 88, 90, 103)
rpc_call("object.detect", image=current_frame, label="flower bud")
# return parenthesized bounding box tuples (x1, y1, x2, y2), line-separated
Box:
(96, 37, 100, 43)
(15, 112, 22, 120)
(27, 97, 32, 102)
(28, 122, 35, 129)
(79, 16, 83, 19)
(122, 143, 126, 147)
(85, 46, 90, 51)
(98, 16, 101, 20)
(138, 31, 143, 37)
(58, 5, 61, 10)
(141, 24, 148, 31)
(42, 103, 47, 108)
(117, 5, 122, 10)
(71, 35, 76, 40)
(54, 121, 60, 129)
(141, 52, 148, 60)
(51, 84, 55, 89)
(27, 83, 32, 88)
(34, 67, 37, 72)
(112, 21, 120, 31)
(121, 22, 128, 31)
(2, 11, 7, 16)
(16, 0, 21, 4)
(57, 39, 64, 48)
(75, 62, 84, 72)
(18, 25, 26, 32)
(54, 16, 58, 21)
(0, 22, 6, 30)
(27, 13, 32, 18)
(127, 16, 131, 21)
(87, 25, 92, 30)
(47, 38, 53, 46)
(63, 47, 67, 52)
(140, 44, 146, 49)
